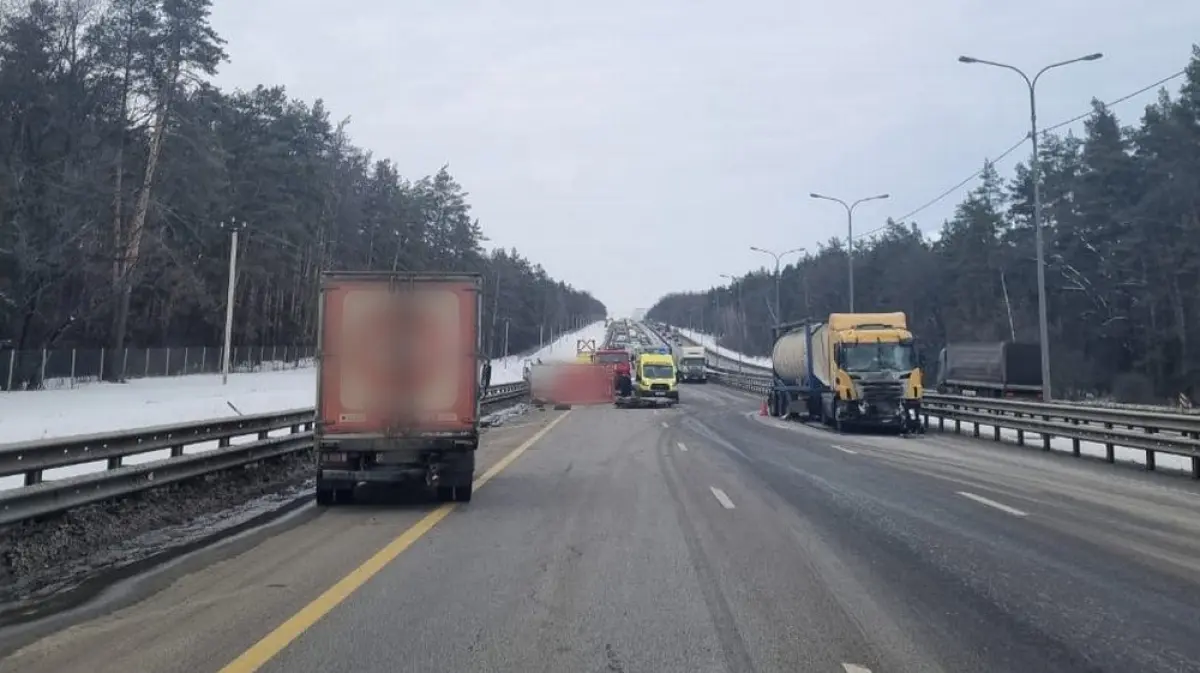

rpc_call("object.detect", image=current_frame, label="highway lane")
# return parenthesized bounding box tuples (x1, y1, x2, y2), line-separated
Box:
(678, 382, 1200, 672)
(4, 382, 1199, 672)
(0, 410, 570, 673)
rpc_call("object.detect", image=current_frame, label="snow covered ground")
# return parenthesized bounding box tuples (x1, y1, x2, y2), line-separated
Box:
(0, 321, 609, 490)
(677, 328, 772, 369)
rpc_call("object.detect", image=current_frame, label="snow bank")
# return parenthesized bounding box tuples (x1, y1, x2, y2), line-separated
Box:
(0, 321, 609, 489)
(677, 328, 772, 369)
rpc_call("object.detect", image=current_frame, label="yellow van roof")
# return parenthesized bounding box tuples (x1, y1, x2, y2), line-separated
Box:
(639, 352, 674, 365)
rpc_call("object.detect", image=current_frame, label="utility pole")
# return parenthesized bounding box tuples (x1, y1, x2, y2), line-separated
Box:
(809, 192, 889, 312)
(958, 51, 1103, 401)
(220, 218, 246, 385)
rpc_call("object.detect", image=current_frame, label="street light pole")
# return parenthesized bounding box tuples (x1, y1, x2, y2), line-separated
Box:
(809, 192, 889, 312)
(958, 52, 1103, 402)
(220, 218, 246, 385)
(721, 273, 746, 369)
(749, 246, 805, 327)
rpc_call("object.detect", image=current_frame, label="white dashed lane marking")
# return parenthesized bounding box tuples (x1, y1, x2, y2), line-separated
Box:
(957, 491, 1028, 517)
(709, 487, 736, 509)
(831, 444, 858, 455)
(677, 442, 688, 452)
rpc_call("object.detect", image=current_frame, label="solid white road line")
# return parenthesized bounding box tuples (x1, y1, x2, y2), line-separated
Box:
(842, 664, 873, 673)
(677, 442, 688, 452)
(831, 444, 858, 455)
(957, 491, 1029, 517)
(709, 487, 736, 509)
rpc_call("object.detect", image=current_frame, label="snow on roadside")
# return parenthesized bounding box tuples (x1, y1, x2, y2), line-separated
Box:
(0, 321, 608, 490)
(676, 327, 772, 369)
(929, 418, 1194, 474)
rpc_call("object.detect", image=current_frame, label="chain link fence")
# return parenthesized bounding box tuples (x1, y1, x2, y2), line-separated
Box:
(0, 345, 316, 392)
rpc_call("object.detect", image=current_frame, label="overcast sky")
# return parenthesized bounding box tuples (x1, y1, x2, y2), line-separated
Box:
(209, 1, 1197, 318)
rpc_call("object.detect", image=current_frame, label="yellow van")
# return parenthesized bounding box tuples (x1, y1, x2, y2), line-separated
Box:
(634, 352, 679, 405)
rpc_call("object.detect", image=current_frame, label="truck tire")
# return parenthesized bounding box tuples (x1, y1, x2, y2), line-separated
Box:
(316, 488, 335, 506)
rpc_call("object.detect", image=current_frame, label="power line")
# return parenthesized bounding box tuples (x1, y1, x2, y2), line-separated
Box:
(853, 68, 1188, 241)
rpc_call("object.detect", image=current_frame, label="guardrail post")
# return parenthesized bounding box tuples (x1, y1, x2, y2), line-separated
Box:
(24, 469, 41, 486)
(108, 456, 122, 469)
(1015, 429, 1024, 446)
(1042, 415, 1051, 450)
(1104, 424, 1115, 462)
(170, 444, 184, 457)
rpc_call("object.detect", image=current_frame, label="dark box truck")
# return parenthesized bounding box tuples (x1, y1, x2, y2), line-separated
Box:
(935, 341, 1042, 400)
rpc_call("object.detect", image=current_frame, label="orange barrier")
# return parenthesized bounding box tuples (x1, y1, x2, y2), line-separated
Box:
(548, 362, 614, 408)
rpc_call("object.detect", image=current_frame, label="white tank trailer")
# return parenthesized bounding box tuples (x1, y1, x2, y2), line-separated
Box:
(768, 321, 830, 418)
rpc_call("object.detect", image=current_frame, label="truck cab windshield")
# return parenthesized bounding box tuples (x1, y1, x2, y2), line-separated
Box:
(642, 364, 674, 380)
(680, 357, 704, 367)
(842, 342, 916, 373)
(595, 353, 626, 364)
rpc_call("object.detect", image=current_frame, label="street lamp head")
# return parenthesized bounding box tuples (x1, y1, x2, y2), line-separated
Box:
(809, 192, 825, 199)
(874, 193, 890, 200)
(958, 55, 978, 64)
(1082, 52, 1103, 61)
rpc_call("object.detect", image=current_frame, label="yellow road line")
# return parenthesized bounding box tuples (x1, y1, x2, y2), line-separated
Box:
(218, 410, 572, 673)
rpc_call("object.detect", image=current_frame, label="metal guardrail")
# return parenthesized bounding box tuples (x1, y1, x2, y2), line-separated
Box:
(707, 370, 1200, 479)
(0, 381, 530, 525)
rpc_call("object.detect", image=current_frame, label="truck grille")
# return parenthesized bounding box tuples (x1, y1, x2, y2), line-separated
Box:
(858, 380, 904, 402)
(650, 383, 670, 391)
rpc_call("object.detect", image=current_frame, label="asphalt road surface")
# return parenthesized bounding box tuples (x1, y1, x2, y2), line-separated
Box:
(3, 384, 1200, 673)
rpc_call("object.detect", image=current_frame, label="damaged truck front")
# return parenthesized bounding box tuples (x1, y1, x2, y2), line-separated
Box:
(314, 272, 487, 505)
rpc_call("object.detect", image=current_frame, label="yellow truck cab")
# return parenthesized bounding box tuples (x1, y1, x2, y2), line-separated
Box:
(634, 352, 679, 404)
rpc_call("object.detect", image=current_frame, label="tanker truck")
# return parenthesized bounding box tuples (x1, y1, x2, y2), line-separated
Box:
(767, 312, 923, 433)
